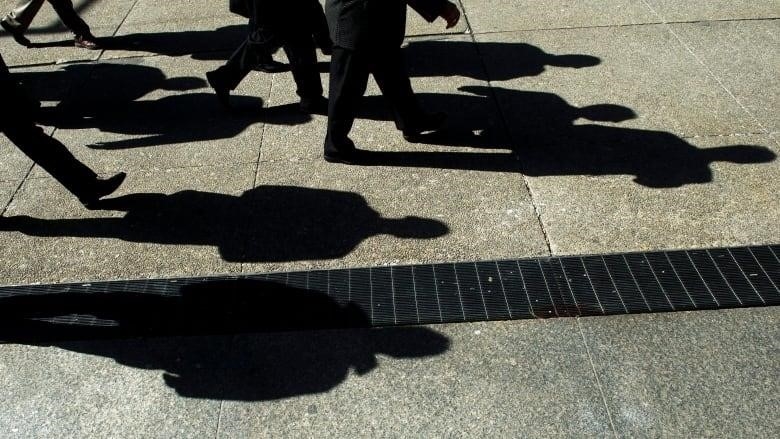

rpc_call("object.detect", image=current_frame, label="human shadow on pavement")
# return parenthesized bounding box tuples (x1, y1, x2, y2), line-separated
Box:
(404, 40, 600, 80)
(33, 61, 308, 149)
(28, 25, 248, 60)
(0, 185, 449, 262)
(354, 86, 776, 188)
(0, 278, 450, 401)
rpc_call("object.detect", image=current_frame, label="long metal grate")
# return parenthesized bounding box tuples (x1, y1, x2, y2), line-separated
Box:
(1, 245, 778, 341)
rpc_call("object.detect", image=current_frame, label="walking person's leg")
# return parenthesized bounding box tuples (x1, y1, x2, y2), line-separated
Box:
(4, 123, 125, 207)
(0, 0, 45, 46)
(324, 46, 371, 162)
(46, 0, 99, 49)
(283, 32, 325, 113)
(372, 46, 445, 140)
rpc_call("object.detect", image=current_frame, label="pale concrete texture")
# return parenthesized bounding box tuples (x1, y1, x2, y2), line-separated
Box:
(0, 1, 778, 438)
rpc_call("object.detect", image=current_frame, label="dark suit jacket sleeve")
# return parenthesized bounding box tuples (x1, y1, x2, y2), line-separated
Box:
(407, 0, 450, 23)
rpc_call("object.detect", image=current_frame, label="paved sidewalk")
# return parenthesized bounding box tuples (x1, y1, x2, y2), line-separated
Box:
(0, 0, 778, 437)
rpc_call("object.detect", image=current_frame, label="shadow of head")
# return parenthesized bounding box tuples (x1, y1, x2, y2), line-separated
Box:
(405, 40, 601, 80)
(546, 54, 601, 69)
(380, 215, 449, 239)
(578, 104, 637, 123)
(703, 144, 777, 164)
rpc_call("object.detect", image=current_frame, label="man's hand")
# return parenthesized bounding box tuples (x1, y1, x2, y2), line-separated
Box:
(440, 2, 461, 29)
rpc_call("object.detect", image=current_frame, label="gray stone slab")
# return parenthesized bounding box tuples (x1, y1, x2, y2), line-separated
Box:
(0, 336, 225, 438)
(458, 0, 658, 33)
(0, 179, 20, 211)
(670, 20, 780, 133)
(0, 136, 33, 182)
(643, 0, 780, 22)
(478, 25, 763, 139)
(579, 307, 780, 437)
(241, 157, 546, 274)
(121, 0, 236, 26)
(39, 55, 273, 174)
(218, 320, 613, 437)
(0, 0, 136, 66)
(521, 134, 779, 256)
(0, 164, 253, 284)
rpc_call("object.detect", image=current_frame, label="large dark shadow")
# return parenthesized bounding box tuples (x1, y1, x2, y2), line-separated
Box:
(27, 25, 247, 61)
(0, 278, 450, 401)
(354, 86, 776, 188)
(404, 40, 600, 80)
(32, 61, 309, 149)
(0, 185, 449, 262)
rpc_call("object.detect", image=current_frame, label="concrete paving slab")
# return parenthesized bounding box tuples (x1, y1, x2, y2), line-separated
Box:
(0, 164, 253, 285)
(38, 55, 276, 174)
(642, 0, 780, 22)
(0, 179, 20, 211)
(0, 136, 33, 182)
(0, 26, 112, 66)
(478, 25, 763, 139)
(521, 134, 779, 255)
(459, 0, 658, 34)
(579, 307, 780, 437)
(120, 0, 236, 26)
(669, 20, 780, 133)
(0, 0, 135, 66)
(103, 17, 246, 60)
(242, 159, 547, 274)
(218, 320, 613, 438)
(0, 337, 225, 438)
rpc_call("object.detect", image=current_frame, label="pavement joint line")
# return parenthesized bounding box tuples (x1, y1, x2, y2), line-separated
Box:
(639, 0, 772, 138)
(97, 0, 141, 62)
(0, 163, 34, 217)
(460, 4, 553, 257)
(576, 317, 619, 438)
(467, 16, 779, 37)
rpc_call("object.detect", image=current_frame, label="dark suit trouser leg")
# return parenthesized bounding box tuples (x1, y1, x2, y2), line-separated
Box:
(371, 47, 422, 131)
(218, 27, 279, 90)
(325, 47, 370, 154)
(3, 122, 97, 198)
(283, 33, 322, 100)
(47, 0, 90, 36)
(4, 0, 45, 32)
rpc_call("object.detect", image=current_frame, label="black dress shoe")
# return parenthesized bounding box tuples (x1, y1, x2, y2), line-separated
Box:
(299, 96, 328, 115)
(74, 34, 100, 50)
(79, 172, 126, 209)
(1, 19, 30, 47)
(206, 70, 230, 109)
(254, 59, 288, 73)
(402, 112, 447, 142)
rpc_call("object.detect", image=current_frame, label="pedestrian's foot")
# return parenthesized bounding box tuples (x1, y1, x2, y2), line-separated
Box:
(79, 172, 126, 209)
(254, 59, 288, 73)
(299, 96, 328, 115)
(206, 70, 231, 109)
(1, 19, 30, 47)
(74, 34, 100, 50)
(402, 112, 447, 142)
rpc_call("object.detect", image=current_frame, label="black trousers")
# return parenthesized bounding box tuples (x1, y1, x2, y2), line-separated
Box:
(3, 122, 97, 198)
(217, 29, 322, 100)
(325, 45, 422, 154)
